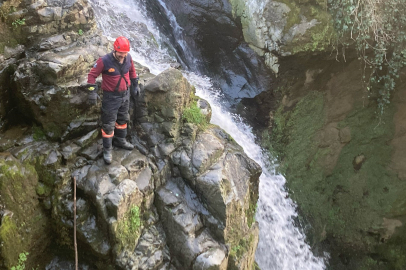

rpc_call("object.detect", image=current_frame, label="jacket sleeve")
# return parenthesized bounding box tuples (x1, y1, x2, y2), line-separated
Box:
(87, 58, 104, 84)
(129, 59, 137, 80)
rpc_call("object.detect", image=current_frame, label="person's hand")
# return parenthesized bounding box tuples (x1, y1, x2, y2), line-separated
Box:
(130, 78, 139, 98)
(87, 84, 98, 105)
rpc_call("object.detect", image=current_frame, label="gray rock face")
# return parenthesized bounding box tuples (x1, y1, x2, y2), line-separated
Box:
(156, 178, 228, 269)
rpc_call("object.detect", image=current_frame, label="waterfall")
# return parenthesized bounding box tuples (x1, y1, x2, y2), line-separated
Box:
(88, 0, 328, 269)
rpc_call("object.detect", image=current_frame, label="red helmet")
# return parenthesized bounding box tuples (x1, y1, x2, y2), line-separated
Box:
(113, 36, 130, 52)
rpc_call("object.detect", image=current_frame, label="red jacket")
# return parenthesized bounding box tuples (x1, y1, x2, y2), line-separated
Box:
(87, 52, 137, 92)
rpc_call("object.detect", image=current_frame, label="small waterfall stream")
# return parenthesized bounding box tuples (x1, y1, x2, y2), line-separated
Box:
(89, 0, 328, 269)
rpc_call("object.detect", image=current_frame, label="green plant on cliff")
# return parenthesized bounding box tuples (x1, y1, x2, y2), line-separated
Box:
(182, 100, 208, 130)
(330, 0, 406, 115)
(12, 18, 25, 28)
(116, 206, 142, 251)
(11, 252, 28, 270)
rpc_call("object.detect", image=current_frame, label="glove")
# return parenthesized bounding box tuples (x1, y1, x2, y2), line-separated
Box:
(87, 84, 98, 105)
(130, 78, 139, 98)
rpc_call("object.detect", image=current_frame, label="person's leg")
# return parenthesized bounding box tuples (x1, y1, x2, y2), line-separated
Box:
(101, 93, 120, 164)
(113, 91, 134, 150)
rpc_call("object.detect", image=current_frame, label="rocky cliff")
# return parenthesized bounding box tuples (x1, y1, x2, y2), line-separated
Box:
(0, 0, 261, 269)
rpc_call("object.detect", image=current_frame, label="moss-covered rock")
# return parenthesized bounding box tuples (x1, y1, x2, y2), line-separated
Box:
(228, 0, 335, 69)
(264, 56, 406, 269)
(0, 154, 51, 270)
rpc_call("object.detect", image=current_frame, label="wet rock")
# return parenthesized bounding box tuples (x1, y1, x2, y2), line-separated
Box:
(11, 29, 109, 140)
(62, 120, 99, 142)
(135, 167, 153, 193)
(54, 193, 111, 257)
(139, 69, 193, 143)
(79, 140, 102, 161)
(193, 248, 228, 270)
(116, 212, 171, 270)
(10, 140, 62, 170)
(39, 34, 73, 51)
(121, 150, 149, 180)
(156, 179, 228, 268)
(108, 164, 130, 185)
(76, 129, 99, 147)
(60, 141, 81, 161)
(105, 179, 143, 220)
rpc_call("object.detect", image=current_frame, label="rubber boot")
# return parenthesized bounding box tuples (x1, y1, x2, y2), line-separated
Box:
(113, 128, 134, 150)
(103, 137, 113, 164)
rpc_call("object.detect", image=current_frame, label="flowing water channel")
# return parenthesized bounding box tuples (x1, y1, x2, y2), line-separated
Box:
(89, 0, 328, 269)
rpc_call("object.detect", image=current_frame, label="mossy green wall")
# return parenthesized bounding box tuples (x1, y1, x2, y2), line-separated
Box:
(265, 68, 406, 269)
(0, 158, 50, 269)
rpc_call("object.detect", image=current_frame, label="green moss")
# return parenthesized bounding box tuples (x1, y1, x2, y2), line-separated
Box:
(0, 38, 19, 54)
(43, 122, 63, 140)
(230, 235, 254, 260)
(246, 201, 257, 228)
(35, 182, 52, 197)
(0, 158, 50, 269)
(116, 206, 142, 251)
(272, 91, 325, 174)
(228, 234, 256, 270)
(277, 0, 301, 32)
(285, 5, 336, 54)
(32, 125, 46, 141)
(269, 87, 406, 267)
(0, 216, 21, 268)
(228, 0, 247, 18)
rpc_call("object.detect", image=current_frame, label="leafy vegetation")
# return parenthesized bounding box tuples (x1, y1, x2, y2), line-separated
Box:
(182, 100, 208, 130)
(12, 18, 25, 28)
(11, 252, 28, 270)
(116, 206, 142, 251)
(330, 0, 406, 115)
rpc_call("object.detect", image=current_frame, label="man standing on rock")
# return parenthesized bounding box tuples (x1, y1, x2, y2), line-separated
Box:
(87, 36, 140, 164)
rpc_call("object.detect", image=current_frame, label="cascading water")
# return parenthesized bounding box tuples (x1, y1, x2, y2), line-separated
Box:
(88, 0, 328, 269)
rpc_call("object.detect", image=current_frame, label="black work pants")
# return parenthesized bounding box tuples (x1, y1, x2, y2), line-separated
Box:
(101, 91, 130, 134)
